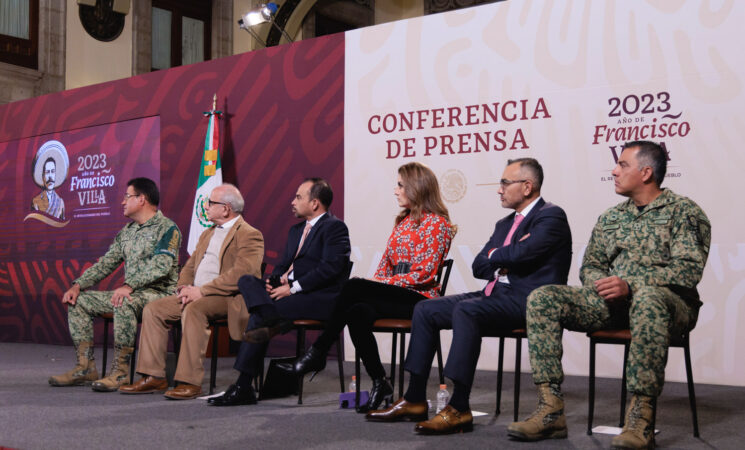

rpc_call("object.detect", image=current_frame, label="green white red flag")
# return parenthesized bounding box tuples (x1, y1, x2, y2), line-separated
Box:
(187, 94, 223, 254)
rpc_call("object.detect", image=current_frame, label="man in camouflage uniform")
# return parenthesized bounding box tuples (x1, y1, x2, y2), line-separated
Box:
(49, 177, 181, 392)
(508, 141, 710, 449)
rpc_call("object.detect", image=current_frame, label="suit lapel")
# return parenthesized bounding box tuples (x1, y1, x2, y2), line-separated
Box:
(218, 217, 244, 263)
(498, 198, 546, 246)
(511, 198, 545, 243)
(296, 213, 330, 257)
(287, 221, 304, 257)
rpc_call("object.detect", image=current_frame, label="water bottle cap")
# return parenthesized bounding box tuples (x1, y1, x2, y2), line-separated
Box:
(439, 384, 447, 389)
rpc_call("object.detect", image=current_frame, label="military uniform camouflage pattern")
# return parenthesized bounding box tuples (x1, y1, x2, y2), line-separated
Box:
(527, 189, 710, 397)
(68, 211, 181, 347)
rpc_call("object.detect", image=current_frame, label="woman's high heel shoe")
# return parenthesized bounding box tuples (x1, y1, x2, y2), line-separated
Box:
(356, 378, 394, 413)
(293, 346, 327, 380)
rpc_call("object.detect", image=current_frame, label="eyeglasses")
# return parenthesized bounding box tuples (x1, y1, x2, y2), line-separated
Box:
(208, 199, 227, 207)
(499, 179, 527, 188)
(123, 193, 141, 200)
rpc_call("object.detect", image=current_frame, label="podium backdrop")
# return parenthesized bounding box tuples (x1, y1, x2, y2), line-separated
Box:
(343, 1, 744, 387)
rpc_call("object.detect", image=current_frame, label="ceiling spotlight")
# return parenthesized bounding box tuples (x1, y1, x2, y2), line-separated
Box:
(238, 3, 276, 27)
(238, 3, 292, 47)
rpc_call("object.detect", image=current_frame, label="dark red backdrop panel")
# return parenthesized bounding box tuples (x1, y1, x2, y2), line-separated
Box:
(0, 34, 345, 345)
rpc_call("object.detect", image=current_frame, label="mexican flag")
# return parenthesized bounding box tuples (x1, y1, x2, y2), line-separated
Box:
(187, 98, 223, 254)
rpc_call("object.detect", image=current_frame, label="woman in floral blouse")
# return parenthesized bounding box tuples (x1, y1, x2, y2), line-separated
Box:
(293, 162, 457, 413)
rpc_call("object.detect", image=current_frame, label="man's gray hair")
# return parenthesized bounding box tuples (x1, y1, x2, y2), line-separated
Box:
(219, 183, 244, 213)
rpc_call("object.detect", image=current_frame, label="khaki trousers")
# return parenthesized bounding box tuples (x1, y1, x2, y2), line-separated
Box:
(135, 294, 228, 386)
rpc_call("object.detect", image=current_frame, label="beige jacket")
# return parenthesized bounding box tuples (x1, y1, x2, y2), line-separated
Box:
(178, 216, 264, 340)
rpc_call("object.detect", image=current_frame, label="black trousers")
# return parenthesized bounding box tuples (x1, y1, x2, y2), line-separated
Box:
(233, 275, 338, 376)
(313, 278, 426, 380)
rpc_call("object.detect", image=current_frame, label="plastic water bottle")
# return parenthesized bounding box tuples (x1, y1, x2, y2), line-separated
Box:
(436, 384, 449, 413)
(348, 375, 357, 392)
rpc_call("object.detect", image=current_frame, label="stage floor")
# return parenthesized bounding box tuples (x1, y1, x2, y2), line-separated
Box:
(0, 342, 741, 449)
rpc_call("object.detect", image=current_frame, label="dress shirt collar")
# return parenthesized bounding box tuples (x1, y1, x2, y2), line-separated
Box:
(516, 196, 541, 219)
(307, 212, 326, 227)
(217, 215, 240, 230)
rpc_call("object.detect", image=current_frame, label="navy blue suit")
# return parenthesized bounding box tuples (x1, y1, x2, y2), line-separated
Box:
(234, 212, 351, 376)
(404, 199, 572, 388)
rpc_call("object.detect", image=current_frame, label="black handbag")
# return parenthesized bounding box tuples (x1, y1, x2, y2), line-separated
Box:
(259, 357, 299, 400)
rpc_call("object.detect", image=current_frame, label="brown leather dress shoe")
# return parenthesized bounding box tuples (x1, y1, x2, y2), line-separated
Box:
(164, 383, 202, 400)
(415, 405, 473, 435)
(119, 376, 168, 394)
(366, 398, 428, 422)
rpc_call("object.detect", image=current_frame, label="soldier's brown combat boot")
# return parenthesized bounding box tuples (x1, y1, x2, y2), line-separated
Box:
(91, 345, 133, 392)
(611, 394, 655, 449)
(507, 383, 568, 441)
(49, 341, 99, 386)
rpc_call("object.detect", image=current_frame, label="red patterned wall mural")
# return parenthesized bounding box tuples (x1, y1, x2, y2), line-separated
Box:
(0, 34, 345, 345)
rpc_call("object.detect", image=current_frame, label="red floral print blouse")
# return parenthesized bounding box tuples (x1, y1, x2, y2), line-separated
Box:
(373, 212, 455, 298)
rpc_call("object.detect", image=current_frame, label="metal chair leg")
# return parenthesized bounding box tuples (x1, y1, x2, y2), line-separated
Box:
(588, 338, 596, 435)
(297, 327, 306, 405)
(514, 336, 522, 422)
(620, 343, 629, 427)
(254, 358, 264, 395)
(389, 333, 398, 389)
(496, 336, 504, 415)
(683, 336, 700, 437)
(337, 333, 345, 393)
(398, 331, 405, 399)
(130, 325, 139, 384)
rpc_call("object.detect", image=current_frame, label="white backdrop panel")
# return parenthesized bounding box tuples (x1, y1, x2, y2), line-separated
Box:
(344, 1, 745, 387)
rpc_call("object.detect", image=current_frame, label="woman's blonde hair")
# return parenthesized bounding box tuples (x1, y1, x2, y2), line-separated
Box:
(395, 162, 453, 228)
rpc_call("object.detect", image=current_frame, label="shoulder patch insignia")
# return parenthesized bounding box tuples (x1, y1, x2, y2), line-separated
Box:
(155, 226, 181, 258)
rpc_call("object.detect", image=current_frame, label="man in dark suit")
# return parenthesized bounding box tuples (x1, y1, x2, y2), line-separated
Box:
(367, 158, 572, 434)
(209, 177, 351, 406)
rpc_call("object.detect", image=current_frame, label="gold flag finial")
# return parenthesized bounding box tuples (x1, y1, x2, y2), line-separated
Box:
(212, 93, 217, 111)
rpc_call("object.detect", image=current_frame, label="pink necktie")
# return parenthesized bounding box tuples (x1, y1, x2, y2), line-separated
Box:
(484, 213, 524, 296)
(286, 222, 312, 277)
(295, 222, 312, 257)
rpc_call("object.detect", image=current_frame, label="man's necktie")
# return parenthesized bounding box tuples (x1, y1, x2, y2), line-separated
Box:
(286, 222, 312, 278)
(484, 213, 524, 296)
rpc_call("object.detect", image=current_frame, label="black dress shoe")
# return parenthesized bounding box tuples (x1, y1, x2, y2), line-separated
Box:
(356, 378, 393, 413)
(242, 319, 293, 344)
(293, 346, 327, 379)
(208, 383, 257, 406)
